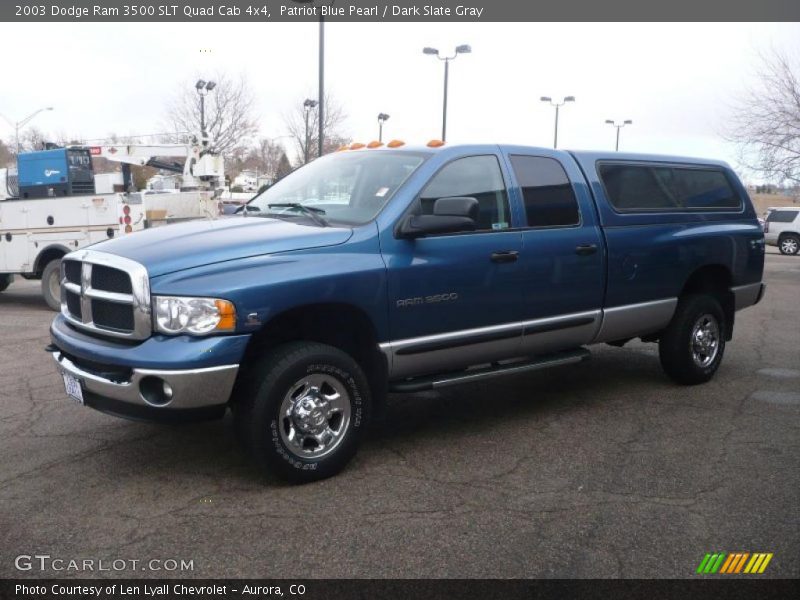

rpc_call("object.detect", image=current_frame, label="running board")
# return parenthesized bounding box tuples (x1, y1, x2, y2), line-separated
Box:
(389, 348, 591, 393)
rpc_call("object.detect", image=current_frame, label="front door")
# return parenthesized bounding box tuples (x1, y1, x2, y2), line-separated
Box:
(381, 154, 525, 378)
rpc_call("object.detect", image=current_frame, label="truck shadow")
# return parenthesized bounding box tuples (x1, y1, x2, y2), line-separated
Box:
(371, 346, 664, 445)
(88, 345, 669, 486)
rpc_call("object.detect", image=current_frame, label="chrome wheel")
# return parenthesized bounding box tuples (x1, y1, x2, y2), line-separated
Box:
(780, 238, 798, 255)
(690, 314, 720, 368)
(279, 374, 351, 459)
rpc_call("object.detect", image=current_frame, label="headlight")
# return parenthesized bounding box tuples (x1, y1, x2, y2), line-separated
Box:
(153, 296, 236, 335)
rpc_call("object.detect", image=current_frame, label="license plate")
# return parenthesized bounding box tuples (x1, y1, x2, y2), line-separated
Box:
(62, 373, 84, 405)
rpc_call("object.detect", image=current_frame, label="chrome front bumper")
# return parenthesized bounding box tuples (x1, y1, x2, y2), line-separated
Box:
(52, 352, 238, 422)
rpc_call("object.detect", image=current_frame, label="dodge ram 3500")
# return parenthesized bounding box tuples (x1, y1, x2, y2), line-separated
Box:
(48, 143, 766, 483)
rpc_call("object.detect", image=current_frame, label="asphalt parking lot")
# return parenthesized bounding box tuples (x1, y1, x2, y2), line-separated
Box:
(0, 248, 798, 579)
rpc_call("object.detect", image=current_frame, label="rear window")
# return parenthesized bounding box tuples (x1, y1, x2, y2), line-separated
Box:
(509, 155, 580, 227)
(766, 210, 799, 223)
(598, 163, 742, 212)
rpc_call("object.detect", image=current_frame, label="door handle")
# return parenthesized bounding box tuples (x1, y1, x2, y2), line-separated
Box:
(491, 250, 519, 263)
(575, 244, 598, 256)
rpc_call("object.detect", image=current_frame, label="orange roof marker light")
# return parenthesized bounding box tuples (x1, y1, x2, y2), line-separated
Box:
(427, 139, 445, 148)
(386, 140, 406, 148)
(349, 142, 366, 150)
(367, 141, 383, 149)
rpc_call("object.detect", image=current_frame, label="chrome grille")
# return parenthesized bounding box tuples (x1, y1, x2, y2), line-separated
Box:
(60, 250, 151, 340)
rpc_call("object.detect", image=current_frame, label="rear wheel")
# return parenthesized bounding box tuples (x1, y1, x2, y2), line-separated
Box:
(0, 274, 13, 293)
(659, 294, 726, 385)
(41, 259, 62, 311)
(779, 234, 799, 255)
(234, 342, 371, 483)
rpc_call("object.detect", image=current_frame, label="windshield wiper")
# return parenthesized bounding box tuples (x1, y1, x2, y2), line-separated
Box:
(267, 203, 329, 227)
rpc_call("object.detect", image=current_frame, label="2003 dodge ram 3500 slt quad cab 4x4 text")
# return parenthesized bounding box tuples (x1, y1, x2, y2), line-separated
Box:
(49, 143, 766, 483)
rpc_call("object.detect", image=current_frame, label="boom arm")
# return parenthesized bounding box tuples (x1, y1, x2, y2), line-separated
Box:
(86, 142, 224, 190)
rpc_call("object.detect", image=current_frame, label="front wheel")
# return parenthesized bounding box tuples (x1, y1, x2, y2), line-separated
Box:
(41, 259, 62, 311)
(0, 274, 13, 293)
(779, 234, 800, 255)
(659, 294, 726, 385)
(234, 342, 371, 483)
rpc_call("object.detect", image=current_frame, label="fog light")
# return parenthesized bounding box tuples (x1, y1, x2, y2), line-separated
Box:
(140, 376, 173, 407)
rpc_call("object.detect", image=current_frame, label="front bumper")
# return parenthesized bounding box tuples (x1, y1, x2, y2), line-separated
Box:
(52, 351, 238, 423)
(50, 314, 249, 423)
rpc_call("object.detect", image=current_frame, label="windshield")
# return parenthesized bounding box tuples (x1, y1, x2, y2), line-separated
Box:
(248, 150, 427, 225)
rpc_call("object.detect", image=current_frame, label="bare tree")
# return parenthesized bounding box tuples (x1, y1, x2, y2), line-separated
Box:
(284, 93, 350, 164)
(165, 73, 259, 156)
(0, 139, 13, 167)
(726, 49, 800, 184)
(18, 127, 48, 152)
(251, 138, 286, 180)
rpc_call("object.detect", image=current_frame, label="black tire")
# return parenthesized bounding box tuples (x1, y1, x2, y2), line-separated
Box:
(659, 294, 726, 385)
(0, 274, 13, 293)
(234, 342, 371, 483)
(778, 234, 800, 255)
(41, 259, 62, 311)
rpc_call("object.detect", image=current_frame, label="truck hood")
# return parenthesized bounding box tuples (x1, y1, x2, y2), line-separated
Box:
(93, 217, 353, 277)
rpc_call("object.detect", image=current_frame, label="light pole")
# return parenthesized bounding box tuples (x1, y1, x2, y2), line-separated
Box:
(303, 99, 318, 164)
(195, 79, 216, 143)
(377, 113, 390, 142)
(1, 107, 54, 155)
(423, 44, 471, 142)
(289, 0, 324, 157)
(540, 96, 575, 149)
(605, 119, 633, 151)
(318, 17, 325, 157)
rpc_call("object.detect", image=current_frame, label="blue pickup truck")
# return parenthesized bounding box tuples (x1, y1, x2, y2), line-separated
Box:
(49, 143, 766, 482)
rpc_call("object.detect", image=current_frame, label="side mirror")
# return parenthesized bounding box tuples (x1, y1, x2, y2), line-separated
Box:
(398, 196, 478, 239)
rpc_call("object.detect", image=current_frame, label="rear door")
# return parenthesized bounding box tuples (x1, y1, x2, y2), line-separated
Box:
(502, 151, 605, 355)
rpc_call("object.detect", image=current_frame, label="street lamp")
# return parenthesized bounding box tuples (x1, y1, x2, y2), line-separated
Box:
(423, 44, 472, 142)
(195, 79, 216, 142)
(605, 119, 633, 151)
(377, 113, 390, 142)
(303, 99, 318, 164)
(291, 1, 325, 156)
(0, 107, 54, 155)
(318, 17, 325, 158)
(540, 96, 575, 149)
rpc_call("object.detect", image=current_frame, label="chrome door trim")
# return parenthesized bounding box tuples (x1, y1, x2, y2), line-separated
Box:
(522, 313, 598, 336)
(381, 309, 602, 379)
(381, 299, 684, 380)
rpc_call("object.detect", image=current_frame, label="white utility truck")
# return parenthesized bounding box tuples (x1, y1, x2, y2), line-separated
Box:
(0, 138, 225, 309)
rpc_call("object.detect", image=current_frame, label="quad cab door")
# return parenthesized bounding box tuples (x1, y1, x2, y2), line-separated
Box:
(381, 154, 525, 379)
(502, 151, 606, 355)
